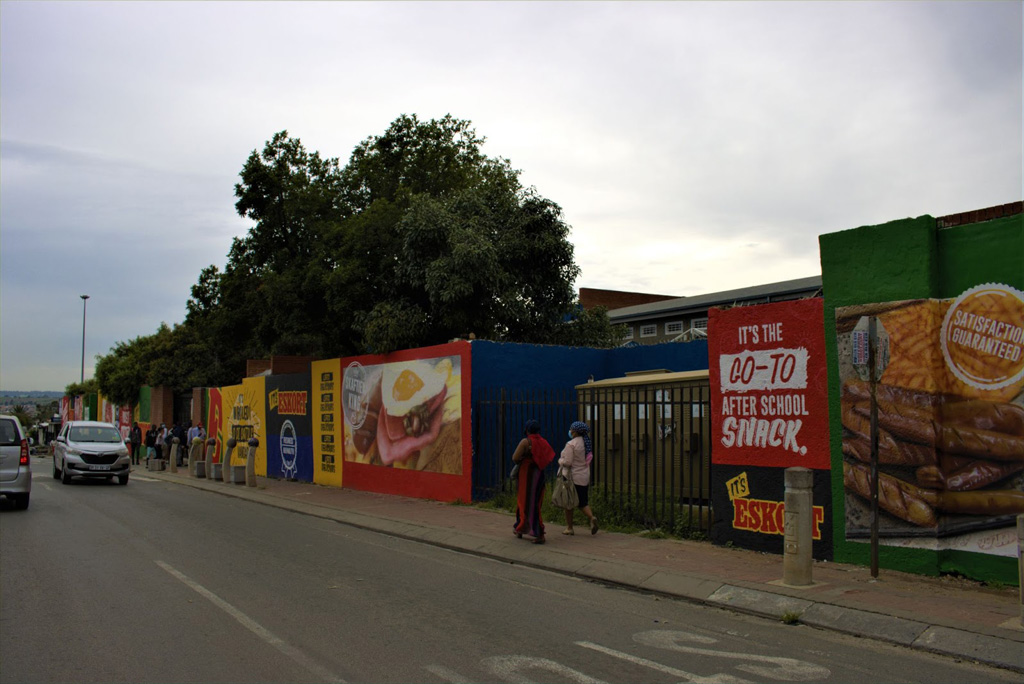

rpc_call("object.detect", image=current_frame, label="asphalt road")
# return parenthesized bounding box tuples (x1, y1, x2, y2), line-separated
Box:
(1, 458, 1019, 684)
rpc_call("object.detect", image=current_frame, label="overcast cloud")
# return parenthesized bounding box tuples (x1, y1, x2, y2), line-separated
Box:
(1, 1, 1020, 391)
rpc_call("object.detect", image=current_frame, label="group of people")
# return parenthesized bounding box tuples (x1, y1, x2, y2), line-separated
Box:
(128, 421, 205, 466)
(512, 420, 598, 545)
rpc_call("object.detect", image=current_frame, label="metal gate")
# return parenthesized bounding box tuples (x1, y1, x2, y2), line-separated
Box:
(473, 377, 713, 538)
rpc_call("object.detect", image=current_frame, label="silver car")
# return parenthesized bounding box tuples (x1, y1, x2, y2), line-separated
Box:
(53, 421, 131, 485)
(0, 414, 31, 509)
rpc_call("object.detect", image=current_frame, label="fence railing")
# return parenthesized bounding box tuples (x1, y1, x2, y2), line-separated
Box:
(473, 381, 713, 538)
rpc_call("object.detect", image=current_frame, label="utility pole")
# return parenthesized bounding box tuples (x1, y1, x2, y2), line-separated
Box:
(80, 295, 90, 383)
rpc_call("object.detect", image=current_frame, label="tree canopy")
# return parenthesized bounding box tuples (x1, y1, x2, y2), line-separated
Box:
(94, 114, 622, 400)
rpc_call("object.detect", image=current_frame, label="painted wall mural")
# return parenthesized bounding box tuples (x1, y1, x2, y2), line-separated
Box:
(835, 284, 1024, 556)
(312, 358, 343, 488)
(206, 387, 224, 463)
(340, 342, 472, 502)
(265, 373, 314, 482)
(709, 298, 833, 558)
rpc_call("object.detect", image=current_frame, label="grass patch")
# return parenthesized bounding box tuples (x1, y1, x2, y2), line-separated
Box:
(473, 484, 709, 541)
(781, 611, 801, 625)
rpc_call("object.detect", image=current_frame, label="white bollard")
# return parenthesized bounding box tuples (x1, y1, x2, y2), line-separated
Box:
(203, 437, 216, 480)
(223, 438, 236, 483)
(245, 438, 259, 487)
(783, 467, 814, 587)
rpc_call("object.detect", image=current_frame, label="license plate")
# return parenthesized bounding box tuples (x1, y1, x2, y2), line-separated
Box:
(90, 464, 111, 471)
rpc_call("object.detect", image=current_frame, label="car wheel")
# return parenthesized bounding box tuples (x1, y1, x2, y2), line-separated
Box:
(61, 462, 72, 484)
(13, 493, 29, 510)
(118, 473, 129, 486)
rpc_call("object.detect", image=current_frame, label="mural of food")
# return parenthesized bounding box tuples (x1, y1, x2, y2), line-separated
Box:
(836, 284, 1024, 546)
(343, 356, 463, 475)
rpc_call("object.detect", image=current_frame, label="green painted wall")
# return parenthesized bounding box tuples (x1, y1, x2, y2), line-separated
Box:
(819, 212, 1023, 584)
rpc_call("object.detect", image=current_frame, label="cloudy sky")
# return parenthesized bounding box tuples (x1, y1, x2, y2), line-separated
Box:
(1, 1, 1020, 392)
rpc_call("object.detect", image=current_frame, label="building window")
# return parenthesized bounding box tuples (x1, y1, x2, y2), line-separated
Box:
(623, 326, 634, 340)
(665, 321, 684, 335)
(691, 317, 708, 331)
(640, 324, 657, 338)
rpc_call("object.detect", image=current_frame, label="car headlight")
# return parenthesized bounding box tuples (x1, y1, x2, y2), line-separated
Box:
(66, 447, 82, 457)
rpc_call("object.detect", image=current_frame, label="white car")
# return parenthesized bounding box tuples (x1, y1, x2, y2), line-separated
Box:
(0, 414, 31, 509)
(53, 421, 131, 485)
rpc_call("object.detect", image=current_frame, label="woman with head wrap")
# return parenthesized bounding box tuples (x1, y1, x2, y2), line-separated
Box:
(558, 421, 598, 535)
(511, 419, 556, 544)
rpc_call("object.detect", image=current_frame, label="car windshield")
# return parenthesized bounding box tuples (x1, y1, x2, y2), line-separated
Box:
(69, 426, 123, 444)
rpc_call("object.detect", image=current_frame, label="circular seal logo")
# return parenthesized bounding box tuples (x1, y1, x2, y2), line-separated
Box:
(280, 420, 297, 478)
(940, 282, 1024, 391)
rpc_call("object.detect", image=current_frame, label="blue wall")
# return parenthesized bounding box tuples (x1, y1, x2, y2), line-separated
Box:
(469, 339, 709, 394)
(468, 339, 709, 498)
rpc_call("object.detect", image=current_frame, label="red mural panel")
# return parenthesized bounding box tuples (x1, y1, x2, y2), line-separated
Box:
(339, 341, 472, 502)
(709, 298, 830, 470)
(206, 387, 223, 464)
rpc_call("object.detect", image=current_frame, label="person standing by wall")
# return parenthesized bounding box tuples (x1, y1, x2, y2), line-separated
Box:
(157, 423, 167, 460)
(130, 422, 142, 465)
(145, 424, 157, 461)
(512, 420, 556, 544)
(559, 421, 598, 535)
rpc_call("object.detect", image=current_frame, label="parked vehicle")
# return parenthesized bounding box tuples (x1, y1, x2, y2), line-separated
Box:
(52, 421, 130, 485)
(0, 414, 32, 509)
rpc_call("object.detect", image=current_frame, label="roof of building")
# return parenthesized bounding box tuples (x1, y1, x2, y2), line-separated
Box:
(578, 287, 681, 311)
(608, 275, 822, 322)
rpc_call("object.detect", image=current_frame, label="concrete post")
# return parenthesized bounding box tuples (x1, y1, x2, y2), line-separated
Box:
(783, 467, 814, 587)
(169, 437, 180, 473)
(188, 438, 202, 476)
(223, 437, 236, 483)
(246, 437, 259, 487)
(203, 437, 217, 479)
(1017, 514, 1023, 627)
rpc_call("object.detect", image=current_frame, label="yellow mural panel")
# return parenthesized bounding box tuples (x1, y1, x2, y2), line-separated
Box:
(220, 384, 243, 466)
(242, 376, 268, 476)
(312, 358, 343, 487)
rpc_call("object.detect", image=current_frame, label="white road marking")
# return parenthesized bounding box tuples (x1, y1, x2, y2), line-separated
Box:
(156, 560, 345, 683)
(576, 641, 753, 684)
(482, 656, 607, 684)
(632, 630, 830, 681)
(424, 664, 474, 683)
(131, 475, 161, 482)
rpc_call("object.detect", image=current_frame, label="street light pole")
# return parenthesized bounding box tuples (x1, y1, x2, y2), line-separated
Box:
(80, 295, 90, 383)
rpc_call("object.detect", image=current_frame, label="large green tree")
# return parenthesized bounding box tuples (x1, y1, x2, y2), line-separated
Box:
(101, 114, 620, 398)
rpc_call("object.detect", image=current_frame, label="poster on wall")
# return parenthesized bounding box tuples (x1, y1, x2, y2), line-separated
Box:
(340, 342, 472, 502)
(709, 298, 833, 558)
(118, 406, 132, 440)
(835, 283, 1024, 557)
(220, 384, 248, 467)
(265, 373, 314, 482)
(206, 387, 223, 463)
(242, 377, 268, 476)
(312, 359, 343, 488)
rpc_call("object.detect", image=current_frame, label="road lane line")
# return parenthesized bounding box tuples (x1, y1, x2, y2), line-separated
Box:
(423, 664, 474, 683)
(156, 560, 345, 683)
(575, 641, 753, 684)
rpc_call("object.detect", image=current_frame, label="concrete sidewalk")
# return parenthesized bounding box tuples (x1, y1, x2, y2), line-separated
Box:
(142, 468, 1023, 673)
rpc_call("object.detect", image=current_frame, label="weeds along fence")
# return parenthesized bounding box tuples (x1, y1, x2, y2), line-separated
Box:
(473, 376, 713, 538)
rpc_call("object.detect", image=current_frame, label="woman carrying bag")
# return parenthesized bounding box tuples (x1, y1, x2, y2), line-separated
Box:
(512, 420, 556, 544)
(559, 421, 598, 535)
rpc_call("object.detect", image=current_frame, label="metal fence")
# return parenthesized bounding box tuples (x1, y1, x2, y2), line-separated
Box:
(473, 380, 713, 537)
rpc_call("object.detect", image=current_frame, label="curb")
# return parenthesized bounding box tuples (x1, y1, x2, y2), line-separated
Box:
(146, 471, 1024, 673)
